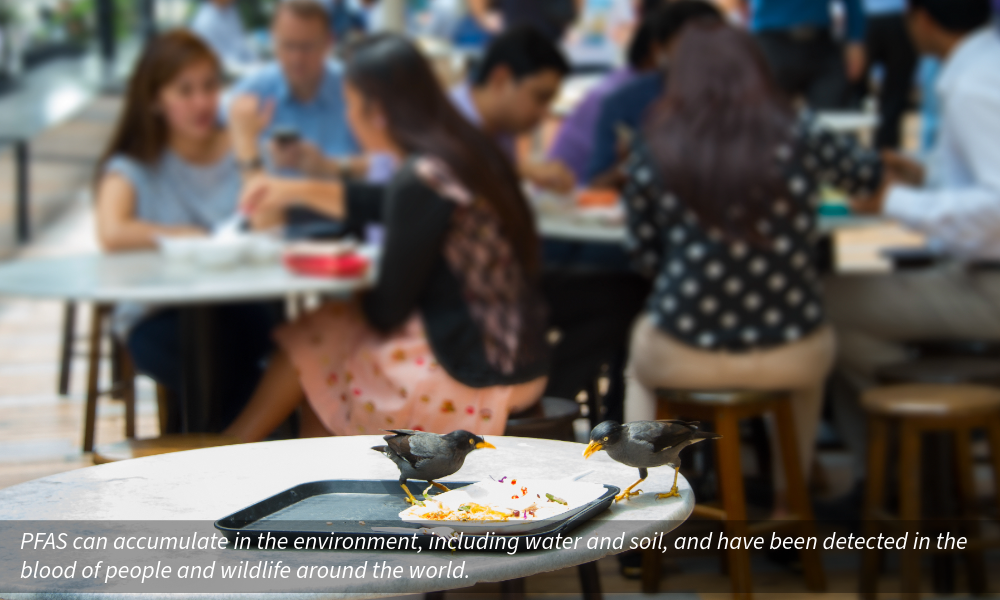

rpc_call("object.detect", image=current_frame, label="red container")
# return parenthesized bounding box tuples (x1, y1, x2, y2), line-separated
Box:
(283, 253, 370, 278)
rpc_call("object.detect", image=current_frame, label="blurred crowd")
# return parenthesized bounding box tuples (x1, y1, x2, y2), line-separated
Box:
(89, 0, 1000, 521)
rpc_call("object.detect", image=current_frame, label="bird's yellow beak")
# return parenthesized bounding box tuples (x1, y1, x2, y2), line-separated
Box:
(583, 441, 603, 459)
(475, 441, 496, 449)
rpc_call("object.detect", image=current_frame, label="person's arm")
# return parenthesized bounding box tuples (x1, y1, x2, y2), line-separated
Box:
(239, 174, 387, 231)
(520, 159, 576, 194)
(468, 0, 503, 33)
(841, 0, 866, 81)
(362, 178, 455, 332)
(227, 93, 273, 176)
(881, 87, 1000, 258)
(95, 173, 206, 252)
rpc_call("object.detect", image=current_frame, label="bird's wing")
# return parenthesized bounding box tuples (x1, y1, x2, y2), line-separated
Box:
(630, 422, 697, 454)
(656, 420, 700, 429)
(384, 431, 440, 469)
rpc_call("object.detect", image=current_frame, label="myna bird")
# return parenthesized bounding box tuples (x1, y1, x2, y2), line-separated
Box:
(372, 429, 496, 504)
(583, 420, 720, 502)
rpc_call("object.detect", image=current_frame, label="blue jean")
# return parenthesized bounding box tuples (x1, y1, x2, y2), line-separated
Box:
(126, 302, 279, 432)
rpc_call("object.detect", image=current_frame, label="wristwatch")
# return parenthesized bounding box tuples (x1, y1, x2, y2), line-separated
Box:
(239, 156, 264, 173)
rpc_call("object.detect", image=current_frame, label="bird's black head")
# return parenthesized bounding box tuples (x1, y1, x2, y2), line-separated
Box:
(442, 430, 496, 454)
(584, 421, 623, 458)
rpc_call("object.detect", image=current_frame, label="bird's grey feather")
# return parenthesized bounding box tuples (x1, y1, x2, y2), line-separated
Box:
(605, 421, 719, 470)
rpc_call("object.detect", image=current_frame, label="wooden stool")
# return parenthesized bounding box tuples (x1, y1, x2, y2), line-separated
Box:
(79, 303, 136, 453)
(92, 434, 241, 464)
(859, 384, 1000, 599)
(504, 397, 580, 441)
(651, 389, 826, 599)
(876, 357, 1000, 386)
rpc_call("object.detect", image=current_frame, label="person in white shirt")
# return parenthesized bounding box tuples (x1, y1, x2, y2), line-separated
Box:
(824, 0, 997, 474)
(191, 0, 253, 67)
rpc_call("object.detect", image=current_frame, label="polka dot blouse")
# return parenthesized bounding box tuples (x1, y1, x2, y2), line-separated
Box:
(622, 118, 882, 352)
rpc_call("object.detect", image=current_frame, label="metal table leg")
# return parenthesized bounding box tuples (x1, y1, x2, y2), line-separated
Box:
(178, 306, 219, 433)
(15, 139, 29, 244)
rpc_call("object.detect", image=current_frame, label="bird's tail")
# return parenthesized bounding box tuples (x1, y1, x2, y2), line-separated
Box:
(371, 445, 389, 455)
(694, 430, 722, 440)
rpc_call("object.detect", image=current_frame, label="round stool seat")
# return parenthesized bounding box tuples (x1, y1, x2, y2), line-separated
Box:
(657, 389, 789, 405)
(862, 384, 1000, 417)
(505, 397, 580, 440)
(92, 434, 241, 464)
(875, 358, 1000, 386)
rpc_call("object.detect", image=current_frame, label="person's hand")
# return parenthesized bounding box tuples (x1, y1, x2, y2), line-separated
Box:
(851, 164, 903, 215)
(268, 139, 327, 175)
(526, 160, 577, 195)
(228, 94, 274, 146)
(882, 150, 926, 186)
(239, 173, 295, 229)
(844, 42, 866, 82)
(479, 11, 503, 33)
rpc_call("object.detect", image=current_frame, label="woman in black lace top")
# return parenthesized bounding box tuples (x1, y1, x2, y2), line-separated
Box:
(223, 35, 549, 441)
(621, 22, 882, 502)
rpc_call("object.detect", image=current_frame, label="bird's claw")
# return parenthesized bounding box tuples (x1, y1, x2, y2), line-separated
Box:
(615, 489, 642, 503)
(656, 486, 681, 500)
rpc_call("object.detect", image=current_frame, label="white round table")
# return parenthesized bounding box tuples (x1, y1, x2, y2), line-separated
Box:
(0, 251, 374, 431)
(0, 436, 694, 598)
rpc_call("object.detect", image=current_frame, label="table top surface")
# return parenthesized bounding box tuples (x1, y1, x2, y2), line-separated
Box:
(0, 436, 693, 599)
(535, 202, 886, 243)
(0, 251, 373, 304)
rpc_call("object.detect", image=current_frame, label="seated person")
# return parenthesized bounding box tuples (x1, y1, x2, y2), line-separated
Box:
(190, 0, 253, 68)
(826, 0, 997, 466)
(225, 0, 379, 180)
(587, 0, 723, 187)
(222, 34, 550, 442)
(94, 31, 277, 431)
(451, 26, 576, 193)
(621, 22, 881, 508)
(547, 2, 663, 183)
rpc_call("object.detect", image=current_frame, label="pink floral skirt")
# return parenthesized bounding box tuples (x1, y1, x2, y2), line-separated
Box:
(275, 301, 547, 436)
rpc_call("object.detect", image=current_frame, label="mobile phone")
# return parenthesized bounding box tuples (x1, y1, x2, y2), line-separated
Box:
(271, 127, 301, 146)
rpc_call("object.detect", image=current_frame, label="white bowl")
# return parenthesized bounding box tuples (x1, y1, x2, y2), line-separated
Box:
(157, 236, 205, 263)
(194, 238, 250, 269)
(245, 234, 283, 264)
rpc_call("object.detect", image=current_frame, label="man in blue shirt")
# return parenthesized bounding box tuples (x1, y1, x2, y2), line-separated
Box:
(752, 0, 867, 109)
(226, 0, 370, 179)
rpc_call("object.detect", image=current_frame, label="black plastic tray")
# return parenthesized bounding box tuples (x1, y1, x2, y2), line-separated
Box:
(215, 479, 619, 552)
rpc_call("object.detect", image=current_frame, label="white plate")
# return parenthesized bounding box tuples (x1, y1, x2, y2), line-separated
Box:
(399, 479, 608, 534)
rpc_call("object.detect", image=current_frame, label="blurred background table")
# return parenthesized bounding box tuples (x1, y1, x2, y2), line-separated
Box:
(0, 251, 374, 433)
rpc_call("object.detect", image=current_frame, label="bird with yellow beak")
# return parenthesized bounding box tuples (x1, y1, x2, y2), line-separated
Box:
(584, 420, 720, 502)
(373, 429, 496, 504)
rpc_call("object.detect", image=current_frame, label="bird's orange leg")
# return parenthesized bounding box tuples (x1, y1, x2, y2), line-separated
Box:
(431, 481, 450, 492)
(615, 477, 645, 503)
(400, 483, 421, 505)
(656, 467, 681, 499)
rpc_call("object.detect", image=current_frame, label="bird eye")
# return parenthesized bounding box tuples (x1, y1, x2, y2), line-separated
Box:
(469, 439, 474, 445)
(603, 437, 608, 441)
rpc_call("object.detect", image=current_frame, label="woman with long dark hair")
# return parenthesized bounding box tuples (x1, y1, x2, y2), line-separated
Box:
(621, 22, 882, 506)
(224, 34, 549, 441)
(94, 30, 276, 430)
